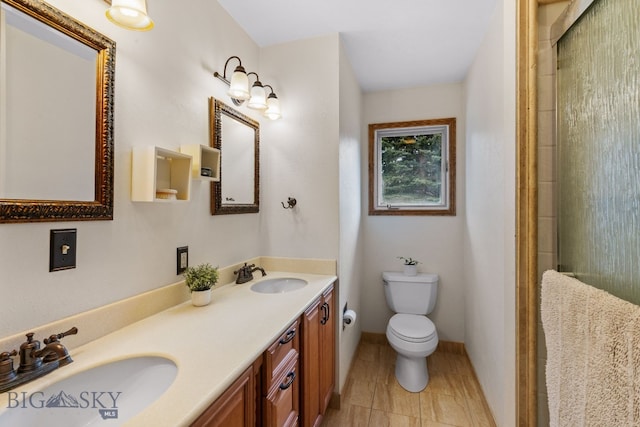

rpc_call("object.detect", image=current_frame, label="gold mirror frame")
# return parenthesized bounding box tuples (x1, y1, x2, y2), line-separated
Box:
(0, 0, 115, 223)
(209, 98, 259, 215)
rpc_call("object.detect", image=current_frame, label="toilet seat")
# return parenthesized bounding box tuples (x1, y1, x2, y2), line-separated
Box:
(388, 314, 436, 343)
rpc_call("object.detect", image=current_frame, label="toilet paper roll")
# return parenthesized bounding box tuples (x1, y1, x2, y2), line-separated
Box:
(343, 309, 357, 325)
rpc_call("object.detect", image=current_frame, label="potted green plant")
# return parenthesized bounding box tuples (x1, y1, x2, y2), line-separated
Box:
(184, 263, 219, 306)
(397, 256, 420, 276)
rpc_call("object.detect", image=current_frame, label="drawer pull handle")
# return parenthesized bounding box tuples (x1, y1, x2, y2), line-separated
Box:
(279, 371, 296, 390)
(320, 302, 330, 325)
(279, 329, 296, 345)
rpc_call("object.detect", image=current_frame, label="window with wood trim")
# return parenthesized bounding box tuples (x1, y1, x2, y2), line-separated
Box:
(368, 118, 456, 216)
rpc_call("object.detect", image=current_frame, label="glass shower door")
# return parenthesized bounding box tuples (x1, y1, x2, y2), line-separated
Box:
(556, 0, 640, 304)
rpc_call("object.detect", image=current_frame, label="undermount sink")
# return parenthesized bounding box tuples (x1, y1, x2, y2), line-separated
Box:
(0, 356, 177, 426)
(251, 277, 308, 294)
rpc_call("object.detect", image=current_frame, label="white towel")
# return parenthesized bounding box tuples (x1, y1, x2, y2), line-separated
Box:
(541, 270, 640, 426)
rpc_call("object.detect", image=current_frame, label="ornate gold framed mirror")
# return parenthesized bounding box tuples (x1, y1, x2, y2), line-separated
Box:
(209, 98, 259, 215)
(0, 0, 115, 223)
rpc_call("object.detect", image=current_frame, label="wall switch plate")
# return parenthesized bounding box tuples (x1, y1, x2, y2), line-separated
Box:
(50, 229, 77, 272)
(177, 246, 188, 274)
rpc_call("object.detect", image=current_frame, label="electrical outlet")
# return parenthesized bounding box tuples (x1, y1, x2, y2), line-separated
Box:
(50, 229, 77, 272)
(177, 246, 188, 274)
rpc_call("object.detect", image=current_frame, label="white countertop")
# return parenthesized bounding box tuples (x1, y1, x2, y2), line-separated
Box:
(0, 271, 337, 426)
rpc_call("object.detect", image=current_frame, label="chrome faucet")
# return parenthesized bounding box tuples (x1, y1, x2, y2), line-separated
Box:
(0, 327, 77, 393)
(234, 263, 267, 284)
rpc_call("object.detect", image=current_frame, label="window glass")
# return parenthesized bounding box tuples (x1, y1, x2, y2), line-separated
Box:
(369, 118, 456, 216)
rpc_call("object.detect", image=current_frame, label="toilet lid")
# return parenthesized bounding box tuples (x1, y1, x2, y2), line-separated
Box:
(389, 314, 436, 343)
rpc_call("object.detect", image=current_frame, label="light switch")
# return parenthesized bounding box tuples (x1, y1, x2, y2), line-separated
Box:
(50, 229, 77, 272)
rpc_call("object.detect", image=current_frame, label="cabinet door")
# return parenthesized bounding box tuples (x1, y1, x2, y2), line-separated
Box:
(301, 297, 322, 427)
(264, 354, 299, 427)
(191, 365, 254, 427)
(319, 286, 335, 413)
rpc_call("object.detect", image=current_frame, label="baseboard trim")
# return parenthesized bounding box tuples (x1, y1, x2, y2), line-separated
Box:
(437, 340, 465, 355)
(464, 346, 497, 425)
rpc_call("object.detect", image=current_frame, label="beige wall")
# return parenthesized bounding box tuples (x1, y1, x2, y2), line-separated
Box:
(258, 34, 341, 260)
(337, 38, 364, 392)
(360, 83, 466, 343)
(463, 0, 516, 425)
(0, 3, 348, 350)
(0, 0, 266, 338)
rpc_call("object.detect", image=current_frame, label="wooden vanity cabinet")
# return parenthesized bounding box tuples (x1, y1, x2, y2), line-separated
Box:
(301, 284, 335, 427)
(191, 362, 258, 427)
(191, 284, 336, 427)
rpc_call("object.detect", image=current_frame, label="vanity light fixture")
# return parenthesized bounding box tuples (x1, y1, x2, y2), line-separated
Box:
(263, 85, 282, 121)
(105, 0, 154, 31)
(214, 56, 282, 120)
(247, 73, 267, 110)
(214, 56, 250, 106)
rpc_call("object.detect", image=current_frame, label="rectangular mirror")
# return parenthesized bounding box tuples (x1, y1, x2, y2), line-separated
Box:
(0, 0, 115, 223)
(209, 98, 259, 215)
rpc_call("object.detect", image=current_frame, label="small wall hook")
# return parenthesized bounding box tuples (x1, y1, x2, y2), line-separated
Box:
(281, 197, 297, 209)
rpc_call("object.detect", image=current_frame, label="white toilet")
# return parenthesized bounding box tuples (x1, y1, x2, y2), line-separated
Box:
(382, 271, 439, 392)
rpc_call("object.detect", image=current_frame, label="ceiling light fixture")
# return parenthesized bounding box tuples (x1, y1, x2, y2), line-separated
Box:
(214, 56, 282, 120)
(105, 0, 154, 31)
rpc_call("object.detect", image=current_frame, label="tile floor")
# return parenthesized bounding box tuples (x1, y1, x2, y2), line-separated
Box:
(321, 338, 496, 427)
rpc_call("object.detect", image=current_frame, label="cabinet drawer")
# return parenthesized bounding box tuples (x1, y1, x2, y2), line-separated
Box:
(265, 353, 299, 427)
(265, 319, 299, 389)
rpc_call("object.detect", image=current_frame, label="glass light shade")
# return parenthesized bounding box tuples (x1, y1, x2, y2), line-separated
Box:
(227, 67, 250, 101)
(106, 0, 154, 31)
(247, 83, 267, 110)
(264, 95, 281, 120)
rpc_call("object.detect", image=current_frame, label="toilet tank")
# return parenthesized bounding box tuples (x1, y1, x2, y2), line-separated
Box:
(382, 271, 439, 315)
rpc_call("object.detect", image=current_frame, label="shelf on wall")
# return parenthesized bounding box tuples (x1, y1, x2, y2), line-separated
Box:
(179, 144, 220, 181)
(131, 146, 192, 202)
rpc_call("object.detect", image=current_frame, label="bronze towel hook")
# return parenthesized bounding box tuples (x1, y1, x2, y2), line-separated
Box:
(281, 197, 297, 209)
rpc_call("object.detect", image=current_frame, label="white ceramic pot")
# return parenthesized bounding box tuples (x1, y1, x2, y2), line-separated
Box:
(191, 289, 212, 306)
(403, 264, 418, 276)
